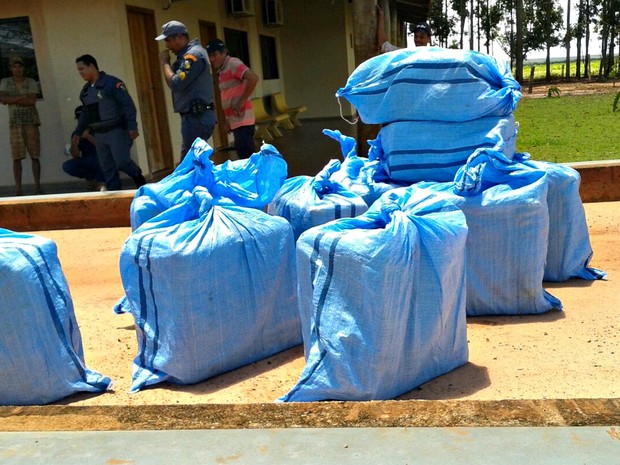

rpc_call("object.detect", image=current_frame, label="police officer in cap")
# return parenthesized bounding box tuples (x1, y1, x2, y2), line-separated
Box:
(73, 54, 146, 190)
(156, 20, 216, 160)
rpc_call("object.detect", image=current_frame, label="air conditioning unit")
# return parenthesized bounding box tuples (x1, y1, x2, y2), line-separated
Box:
(228, 0, 253, 17)
(264, 0, 284, 27)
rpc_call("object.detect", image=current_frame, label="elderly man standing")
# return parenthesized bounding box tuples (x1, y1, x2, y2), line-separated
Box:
(156, 20, 216, 160)
(0, 56, 42, 196)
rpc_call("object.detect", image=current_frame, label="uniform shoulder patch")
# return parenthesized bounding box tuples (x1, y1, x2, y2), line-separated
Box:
(116, 81, 127, 91)
(178, 71, 187, 81)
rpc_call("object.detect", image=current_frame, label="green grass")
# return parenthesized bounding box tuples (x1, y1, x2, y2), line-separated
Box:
(513, 92, 620, 163)
(523, 59, 603, 81)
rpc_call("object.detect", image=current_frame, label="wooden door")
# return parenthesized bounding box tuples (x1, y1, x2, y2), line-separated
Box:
(126, 6, 174, 177)
(199, 21, 229, 152)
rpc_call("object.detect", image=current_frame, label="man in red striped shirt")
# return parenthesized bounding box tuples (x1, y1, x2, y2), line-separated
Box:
(207, 39, 259, 159)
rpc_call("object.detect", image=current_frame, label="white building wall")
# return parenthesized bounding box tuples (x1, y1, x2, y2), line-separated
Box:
(0, 0, 353, 190)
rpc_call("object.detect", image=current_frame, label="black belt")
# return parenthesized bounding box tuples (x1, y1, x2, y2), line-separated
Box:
(181, 102, 214, 116)
(90, 123, 123, 134)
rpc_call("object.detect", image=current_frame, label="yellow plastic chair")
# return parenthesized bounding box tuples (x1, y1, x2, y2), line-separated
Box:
(271, 92, 307, 127)
(251, 97, 292, 141)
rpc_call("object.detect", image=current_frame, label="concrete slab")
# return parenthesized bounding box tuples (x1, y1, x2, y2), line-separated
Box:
(1, 426, 620, 465)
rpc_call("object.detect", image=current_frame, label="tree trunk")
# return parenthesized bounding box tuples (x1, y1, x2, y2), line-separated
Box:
(470, 0, 475, 50)
(515, 0, 524, 82)
(352, 0, 381, 156)
(576, 0, 583, 79)
(584, 0, 590, 78)
(565, 0, 572, 81)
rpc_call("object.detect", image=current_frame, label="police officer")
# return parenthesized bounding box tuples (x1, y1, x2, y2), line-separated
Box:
(72, 54, 146, 191)
(156, 21, 216, 160)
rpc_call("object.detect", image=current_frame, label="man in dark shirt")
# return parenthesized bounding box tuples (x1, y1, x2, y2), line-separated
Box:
(63, 105, 105, 191)
(156, 21, 216, 160)
(72, 54, 146, 190)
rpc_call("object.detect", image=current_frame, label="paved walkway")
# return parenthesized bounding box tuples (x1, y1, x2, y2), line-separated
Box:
(2, 426, 620, 464)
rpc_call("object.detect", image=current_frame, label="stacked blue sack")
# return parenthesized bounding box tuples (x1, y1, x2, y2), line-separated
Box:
(417, 149, 563, 316)
(375, 115, 518, 183)
(336, 47, 521, 183)
(268, 158, 369, 240)
(280, 187, 469, 402)
(117, 188, 301, 393)
(513, 152, 606, 282)
(131, 138, 287, 230)
(336, 47, 521, 124)
(0, 229, 112, 405)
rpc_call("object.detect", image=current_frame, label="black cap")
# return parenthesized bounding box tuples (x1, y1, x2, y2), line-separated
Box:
(206, 39, 226, 54)
(413, 22, 431, 36)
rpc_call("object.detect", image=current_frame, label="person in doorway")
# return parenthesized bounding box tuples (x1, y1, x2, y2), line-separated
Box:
(377, 5, 432, 53)
(72, 54, 146, 191)
(0, 56, 42, 196)
(207, 39, 259, 159)
(63, 105, 106, 191)
(156, 20, 216, 160)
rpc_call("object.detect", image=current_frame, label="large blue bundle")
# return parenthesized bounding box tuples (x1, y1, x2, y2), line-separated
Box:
(118, 188, 301, 392)
(376, 115, 517, 183)
(418, 149, 562, 316)
(513, 153, 605, 282)
(130, 138, 216, 230)
(323, 129, 405, 206)
(268, 159, 368, 240)
(336, 47, 521, 124)
(131, 139, 287, 230)
(280, 188, 469, 402)
(0, 229, 111, 405)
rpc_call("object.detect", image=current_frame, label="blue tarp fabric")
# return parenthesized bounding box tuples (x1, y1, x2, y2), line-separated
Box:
(418, 149, 562, 316)
(336, 47, 522, 124)
(117, 188, 301, 393)
(513, 153, 606, 281)
(280, 187, 469, 402)
(130, 138, 216, 230)
(130, 139, 287, 230)
(0, 229, 112, 405)
(376, 115, 517, 183)
(323, 129, 406, 206)
(268, 159, 369, 240)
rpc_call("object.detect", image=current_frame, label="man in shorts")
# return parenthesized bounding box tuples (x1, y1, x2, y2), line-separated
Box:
(0, 56, 42, 196)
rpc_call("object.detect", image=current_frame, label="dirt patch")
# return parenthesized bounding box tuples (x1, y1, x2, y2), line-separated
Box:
(14, 200, 615, 410)
(522, 79, 620, 98)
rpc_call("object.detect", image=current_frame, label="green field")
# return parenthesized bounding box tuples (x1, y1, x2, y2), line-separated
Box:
(513, 91, 620, 163)
(523, 59, 604, 81)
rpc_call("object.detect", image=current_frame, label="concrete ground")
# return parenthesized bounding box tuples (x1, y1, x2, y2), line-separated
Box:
(2, 426, 620, 465)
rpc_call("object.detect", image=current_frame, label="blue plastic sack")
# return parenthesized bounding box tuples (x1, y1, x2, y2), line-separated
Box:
(418, 149, 562, 316)
(513, 153, 605, 281)
(376, 115, 517, 183)
(131, 139, 287, 230)
(130, 138, 216, 230)
(280, 187, 468, 402)
(323, 129, 405, 206)
(336, 47, 522, 124)
(118, 187, 301, 393)
(268, 159, 369, 240)
(0, 229, 112, 405)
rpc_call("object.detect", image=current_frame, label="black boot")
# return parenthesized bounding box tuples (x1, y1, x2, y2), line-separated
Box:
(132, 174, 147, 188)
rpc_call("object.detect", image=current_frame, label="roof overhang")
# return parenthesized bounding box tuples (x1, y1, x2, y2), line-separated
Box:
(394, 0, 432, 23)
